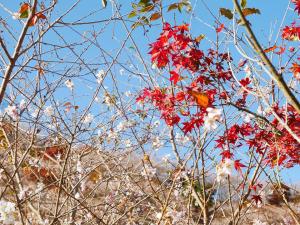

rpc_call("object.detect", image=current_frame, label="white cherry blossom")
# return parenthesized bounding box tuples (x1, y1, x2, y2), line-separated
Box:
(65, 79, 74, 90)
(204, 107, 222, 131)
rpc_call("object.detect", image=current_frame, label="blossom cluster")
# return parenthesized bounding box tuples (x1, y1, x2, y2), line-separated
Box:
(0, 201, 17, 225)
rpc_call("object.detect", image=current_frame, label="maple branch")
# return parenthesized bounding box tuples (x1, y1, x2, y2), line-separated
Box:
(232, 0, 300, 114)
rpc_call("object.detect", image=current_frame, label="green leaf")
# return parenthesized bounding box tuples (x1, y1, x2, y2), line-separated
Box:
(178, 3, 183, 13)
(242, 8, 261, 16)
(19, 10, 29, 19)
(241, 0, 247, 8)
(138, 0, 150, 7)
(219, 8, 233, 20)
(167, 3, 178, 12)
(128, 11, 137, 18)
(131, 22, 142, 29)
(131, 3, 138, 9)
(150, 12, 161, 21)
(140, 4, 154, 13)
(102, 0, 107, 8)
(19, 3, 30, 18)
(140, 16, 149, 24)
(180, 0, 192, 12)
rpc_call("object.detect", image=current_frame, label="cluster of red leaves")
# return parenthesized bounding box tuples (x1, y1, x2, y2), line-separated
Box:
(217, 105, 300, 168)
(149, 23, 203, 71)
(235, 77, 252, 107)
(291, 62, 300, 80)
(292, 0, 300, 16)
(281, 0, 300, 41)
(137, 88, 180, 126)
(138, 23, 233, 130)
(138, 23, 300, 170)
(282, 22, 300, 41)
(281, 1, 300, 79)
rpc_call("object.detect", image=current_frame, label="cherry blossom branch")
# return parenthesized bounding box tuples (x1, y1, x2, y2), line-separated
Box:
(0, 0, 38, 106)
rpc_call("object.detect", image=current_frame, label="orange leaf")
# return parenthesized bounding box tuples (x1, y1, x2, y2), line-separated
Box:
(19, 3, 30, 14)
(28, 15, 38, 26)
(36, 12, 46, 19)
(89, 170, 102, 183)
(188, 91, 209, 108)
(264, 45, 277, 53)
(19, 3, 30, 18)
(150, 12, 161, 21)
(28, 13, 46, 26)
(275, 46, 285, 55)
(291, 63, 300, 79)
(195, 34, 205, 43)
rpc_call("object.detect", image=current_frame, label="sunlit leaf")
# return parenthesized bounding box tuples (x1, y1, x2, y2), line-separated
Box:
(28, 13, 46, 26)
(140, 4, 154, 13)
(195, 34, 205, 43)
(167, 3, 178, 12)
(264, 45, 277, 53)
(128, 11, 137, 18)
(89, 170, 102, 183)
(242, 8, 261, 17)
(188, 91, 209, 108)
(0, 129, 9, 150)
(143, 154, 150, 162)
(102, 0, 107, 8)
(241, 0, 247, 9)
(220, 8, 233, 20)
(36, 12, 46, 19)
(150, 12, 161, 21)
(138, 0, 150, 7)
(19, 3, 30, 18)
(291, 63, 300, 79)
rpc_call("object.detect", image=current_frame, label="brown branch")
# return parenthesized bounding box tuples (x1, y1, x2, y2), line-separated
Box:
(0, 37, 12, 61)
(0, 0, 38, 106)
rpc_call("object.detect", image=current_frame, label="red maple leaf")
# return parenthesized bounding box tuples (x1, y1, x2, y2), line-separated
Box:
(170, 70, 181, 85)
(234, 160, 246, 173)
(251, 195, 262, 205)
(292, 0, 300, 15)
(220, 150, 233, 160)
(216, 24, 224, 33)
